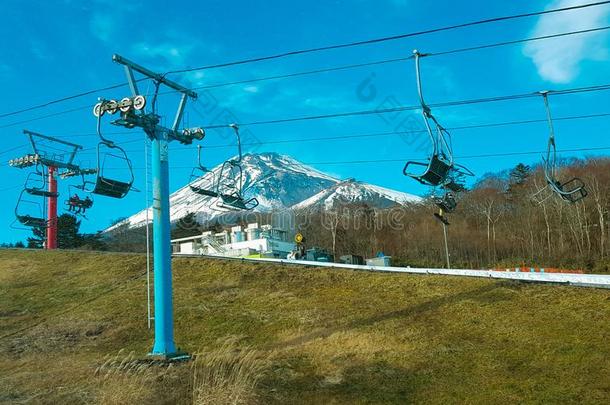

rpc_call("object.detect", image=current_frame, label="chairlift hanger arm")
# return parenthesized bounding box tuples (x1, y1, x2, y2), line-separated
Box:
(196, 144, 205, 169)
(540, 91, 555, 141)
(540, 91, 557, 178)
(229, 124, 243, 162)
(412, 50, 431, 113)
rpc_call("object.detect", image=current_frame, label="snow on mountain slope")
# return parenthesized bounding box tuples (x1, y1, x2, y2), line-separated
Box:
(107, 153, 340, 230)
(107, 153, 421, 231)
(291, 179, 421, 211)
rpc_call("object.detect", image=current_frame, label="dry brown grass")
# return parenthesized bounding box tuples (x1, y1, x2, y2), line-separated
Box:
(191, 341, 269, 405)
(1, 249, 609, 404)
(91, 342, 268, 405)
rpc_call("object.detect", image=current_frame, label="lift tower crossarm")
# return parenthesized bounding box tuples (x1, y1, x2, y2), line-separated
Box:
(112, 54, 198, 99)
(110, 54, 202, 145)
(24, 130, 83, 168)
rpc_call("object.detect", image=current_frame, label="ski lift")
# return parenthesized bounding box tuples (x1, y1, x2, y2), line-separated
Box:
(214, 124, 259, 211)
(189, 145, 219, 198)
(65, 185, 93, 216)
(532, 92, 587, 204)
(403, 50, 473, 188)
(83, 100, 135, 198)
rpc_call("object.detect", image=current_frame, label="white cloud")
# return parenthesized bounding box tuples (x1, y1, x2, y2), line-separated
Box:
(524, 0, 610, 83)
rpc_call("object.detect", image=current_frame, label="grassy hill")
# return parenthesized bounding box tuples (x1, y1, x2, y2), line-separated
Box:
(1, 249, 609, 404)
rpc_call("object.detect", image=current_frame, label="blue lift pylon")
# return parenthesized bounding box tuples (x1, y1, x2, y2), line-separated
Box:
(94, 54, 204, 359)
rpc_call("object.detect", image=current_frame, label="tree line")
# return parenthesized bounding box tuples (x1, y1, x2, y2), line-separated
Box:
(292, 158, 610, 273)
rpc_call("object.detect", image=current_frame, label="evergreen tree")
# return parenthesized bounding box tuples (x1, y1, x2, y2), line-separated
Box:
(57, 214, 83, 249)
(509, 163, 531, 187)
(27, 224, 46, 249)
(507, 163, 531, 200)
(24, 214, 107, 250)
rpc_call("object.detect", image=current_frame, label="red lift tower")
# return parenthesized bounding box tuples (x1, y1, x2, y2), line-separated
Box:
(9, 130, 91, 249)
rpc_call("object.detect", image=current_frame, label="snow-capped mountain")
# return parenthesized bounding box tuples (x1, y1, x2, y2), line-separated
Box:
(291, 179, 420, 211)
(107, 152, 420, 230)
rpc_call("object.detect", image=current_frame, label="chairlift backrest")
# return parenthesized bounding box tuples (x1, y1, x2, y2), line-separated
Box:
(189, 145, 219, 197)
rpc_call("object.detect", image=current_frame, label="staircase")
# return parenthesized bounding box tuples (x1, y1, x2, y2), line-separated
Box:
(203, 236, 226, 255)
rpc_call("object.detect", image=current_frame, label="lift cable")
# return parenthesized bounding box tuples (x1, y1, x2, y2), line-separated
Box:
(1, 2, 608, 120)
(299, 146, 610, 166)
(2, 25, 609, 127)
(182, 25, 610, 92)
(0, 79, 147, 120)
(2, 108, 610, 165)
(95, 145, 610, 171)
(203, 83, 610, 129)
(196, 112, 610, 150)
(83, 111, 610, 155)
(3, 76, 608, 134)
(166, 1, 610, 74)
(0, 105, 93, 130)
(1, 83, 609, 158)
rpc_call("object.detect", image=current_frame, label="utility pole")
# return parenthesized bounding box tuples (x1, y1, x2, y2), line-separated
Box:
(94, 54, 203, 359)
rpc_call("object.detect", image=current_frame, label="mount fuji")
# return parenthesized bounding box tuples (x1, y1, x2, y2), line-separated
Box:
(108, 153, 420, 230)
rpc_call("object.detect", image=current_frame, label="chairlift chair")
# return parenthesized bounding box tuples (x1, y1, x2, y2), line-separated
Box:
(14, 188, 48, 229)
(403, 50, 456, 187)
(189, 145, 219, 198)
(211, 124, 259, 211)
(23, 164, 59, 198)
(532, 92, 587, 204)
(215, 161, 259, 211)
(82, 105, 135, 198)
(65, 185, 93, 216)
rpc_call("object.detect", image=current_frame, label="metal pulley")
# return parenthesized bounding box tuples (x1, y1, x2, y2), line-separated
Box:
(93, 95, 146, 117)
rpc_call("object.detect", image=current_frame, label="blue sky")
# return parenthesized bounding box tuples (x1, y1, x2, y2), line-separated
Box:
(1, 0, 609, 242)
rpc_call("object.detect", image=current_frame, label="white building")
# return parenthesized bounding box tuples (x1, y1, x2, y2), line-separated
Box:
(171, 223, 295, 258)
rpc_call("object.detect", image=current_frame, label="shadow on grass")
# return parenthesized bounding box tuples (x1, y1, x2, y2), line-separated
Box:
(275, 281, 510, 350)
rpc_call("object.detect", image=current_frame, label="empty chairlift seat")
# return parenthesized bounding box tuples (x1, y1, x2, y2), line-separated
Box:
(549, 177, 587, 203)
(92, 176, 132, 198)
(404, 154, 452, 187)
(16, 215, 47, 228)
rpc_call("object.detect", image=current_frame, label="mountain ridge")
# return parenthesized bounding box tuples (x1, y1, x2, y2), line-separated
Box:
(107, 152, 420, 230)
